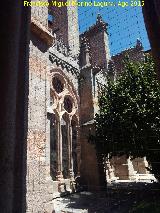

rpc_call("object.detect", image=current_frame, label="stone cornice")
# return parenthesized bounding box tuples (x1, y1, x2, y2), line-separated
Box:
(49, 52, 80, 77)
(30, 17, 54, 46)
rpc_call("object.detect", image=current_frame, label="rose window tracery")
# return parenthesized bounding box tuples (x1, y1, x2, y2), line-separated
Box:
(49, 72, 79, 181)
(64, 96, 73, 113)
(52, 76, 64, 93)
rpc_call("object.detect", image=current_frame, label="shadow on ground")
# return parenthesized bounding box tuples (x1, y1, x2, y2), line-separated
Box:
(53, 183, 160, 213)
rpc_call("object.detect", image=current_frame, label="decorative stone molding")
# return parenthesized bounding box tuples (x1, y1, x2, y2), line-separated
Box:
(31, 17, 54, 46)
(53, 38, 71, 58)
(48, 70, 80, 188)
(49, 53, 79, 77)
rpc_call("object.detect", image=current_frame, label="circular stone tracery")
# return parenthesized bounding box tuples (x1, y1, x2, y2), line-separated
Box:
(64, 97, 73, 113)
(52, 76, 64, 93)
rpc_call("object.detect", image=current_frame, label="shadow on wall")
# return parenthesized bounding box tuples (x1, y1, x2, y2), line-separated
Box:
(0, 1, 30, 212)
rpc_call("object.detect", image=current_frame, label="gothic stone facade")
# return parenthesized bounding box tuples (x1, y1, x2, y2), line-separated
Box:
(27, 1, 155, 212)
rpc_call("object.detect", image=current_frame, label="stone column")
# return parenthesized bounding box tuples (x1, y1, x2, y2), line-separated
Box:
(76, 125, 81, 177)
(127, 157, 137, 181)
(67, 118, 74, 178)
(106, 155, 117, 183)
(56, 117, 63, 180)
(106, 160, 116, 183)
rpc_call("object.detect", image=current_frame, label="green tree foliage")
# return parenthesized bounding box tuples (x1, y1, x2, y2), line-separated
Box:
(95, 55, 160, 180)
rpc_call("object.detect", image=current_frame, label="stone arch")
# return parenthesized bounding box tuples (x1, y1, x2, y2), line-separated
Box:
(48, 68, 80, 182)
(63, 95, 74, 114)
(50, 68, 80, 111)
(53, 109, 60, 119)
(50, 90, 58, 110)
(51, 73, 66, 94)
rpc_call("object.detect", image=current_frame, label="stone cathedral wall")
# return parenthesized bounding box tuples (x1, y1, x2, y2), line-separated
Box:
(27, 32, 53, 212)
(49, 0, 80, 57)
(80, 16, 111, 69)
(26, 1, 54, 211)
(27, 1, 81, 211)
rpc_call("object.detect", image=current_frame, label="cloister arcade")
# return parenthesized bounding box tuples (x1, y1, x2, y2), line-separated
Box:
(48, 69, 80, 182)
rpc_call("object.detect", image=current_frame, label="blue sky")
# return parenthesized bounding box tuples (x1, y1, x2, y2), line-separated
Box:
(78, 2, 150, 56)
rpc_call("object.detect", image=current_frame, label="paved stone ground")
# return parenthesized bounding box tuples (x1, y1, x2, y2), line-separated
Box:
(53, 183, 160, 213)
